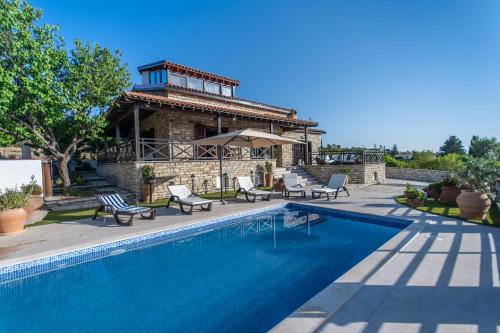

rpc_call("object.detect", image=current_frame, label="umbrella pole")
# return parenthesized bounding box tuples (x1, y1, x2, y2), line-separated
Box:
(219, 145, 226, 205)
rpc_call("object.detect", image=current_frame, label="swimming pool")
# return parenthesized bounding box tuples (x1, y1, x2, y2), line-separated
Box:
(0, 203, 409, 332)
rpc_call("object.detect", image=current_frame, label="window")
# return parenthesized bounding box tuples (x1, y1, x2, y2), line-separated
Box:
(148, 70, 167, 84)
(221, 85, 232, 97)
(187, 77, 203, 91)
(170, 73, 187, 87)
(205, 81, 220, 94)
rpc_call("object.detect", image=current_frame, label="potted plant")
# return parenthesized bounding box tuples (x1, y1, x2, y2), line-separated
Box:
(273, 177, 284, 192)
(21, 175, 44, 213)
(0, 187, 29, 235)
(439, 175, 461, 205)
(138, 165, 156, 203)
(404, 183, 414, 198)
(456, 157, 498, 220)
(407, 187, 425, 207)
(264, 161, 273, 187)
(424, 181, 442, 199)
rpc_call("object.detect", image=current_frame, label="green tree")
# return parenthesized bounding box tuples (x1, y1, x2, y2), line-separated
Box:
(439, 135, 465, 155)
(468, 135, 500, 160)
(0, 0, 130, 187)
(390, 144, 399, 155)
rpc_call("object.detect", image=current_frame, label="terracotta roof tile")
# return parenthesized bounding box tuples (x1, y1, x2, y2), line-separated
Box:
(119, 91, 318, 127)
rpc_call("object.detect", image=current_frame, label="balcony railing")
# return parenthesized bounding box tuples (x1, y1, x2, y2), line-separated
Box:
(96, 138, 274, 163)
(310, 150, 384, 165)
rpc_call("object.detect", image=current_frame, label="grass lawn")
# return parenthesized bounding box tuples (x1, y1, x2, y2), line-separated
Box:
(27, 187, 273, 227)
(396, 195, 500, 227)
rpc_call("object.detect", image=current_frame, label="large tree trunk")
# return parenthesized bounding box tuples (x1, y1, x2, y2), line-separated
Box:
(57, 156, 71, 189)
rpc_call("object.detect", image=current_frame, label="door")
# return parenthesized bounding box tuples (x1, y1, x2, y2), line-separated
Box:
(292, 144, 304, 165)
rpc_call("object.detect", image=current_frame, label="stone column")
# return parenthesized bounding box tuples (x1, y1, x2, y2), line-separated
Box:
(304, 126, 309, 165)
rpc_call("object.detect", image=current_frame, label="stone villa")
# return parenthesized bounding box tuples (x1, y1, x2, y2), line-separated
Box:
(97, 61, 325, 198)
(96, 60, 385, 199)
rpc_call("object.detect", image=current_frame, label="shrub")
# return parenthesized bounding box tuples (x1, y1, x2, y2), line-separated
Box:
(0, 187, 29, 211)
(442, 175, 459, 187)
(427, 182, 443, 191)
(138, 165, 156, 184)
(21, 175, 43, 195)
(264, 161, 273, 174)
(407, 188, 425, 200)
(338, 167, 352, 175)
(457, 156, 499, 194)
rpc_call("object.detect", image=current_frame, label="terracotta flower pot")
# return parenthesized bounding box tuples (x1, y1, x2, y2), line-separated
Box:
(408, 198, 425, 207)
(25, 195, 44, 214)
(272, 180, 283, 192)
(142, 183, 154, 203)
(439, 186, 461, 205)
(426, 188, 441, 200)
(0, 208, 28, 235)
(456, 190, 491, 220)
(265, 174, 273, 187)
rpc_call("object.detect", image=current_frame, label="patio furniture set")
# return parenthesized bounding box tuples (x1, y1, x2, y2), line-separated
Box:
(92, 173, 349, 226)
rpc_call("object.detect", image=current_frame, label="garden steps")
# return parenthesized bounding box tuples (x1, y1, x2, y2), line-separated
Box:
(290, 166, 320, 186)
(47, 171, 137, 211)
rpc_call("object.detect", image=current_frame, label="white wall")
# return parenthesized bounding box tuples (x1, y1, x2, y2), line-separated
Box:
(0, 160, 43, 194)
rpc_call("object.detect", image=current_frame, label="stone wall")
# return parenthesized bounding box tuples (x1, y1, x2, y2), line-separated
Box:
(97, 159, 276, 201)
(385, 167, 449, 182)
(302, 164, 386, 185)
(281, 130, 322, 167)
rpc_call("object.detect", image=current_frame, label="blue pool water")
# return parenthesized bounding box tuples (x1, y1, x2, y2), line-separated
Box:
(0, 204, 407, 333)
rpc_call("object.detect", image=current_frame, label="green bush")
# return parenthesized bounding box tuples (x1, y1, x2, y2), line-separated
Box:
(458, 157, 499, 194)
(21, 175, 43, 195)
(264, 161, 273, 174)
(0, 187, 29, 211)
(138, 165, 156, 184)
(385, 153, 464, 171)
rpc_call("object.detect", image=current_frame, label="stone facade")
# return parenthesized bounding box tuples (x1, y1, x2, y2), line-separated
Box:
(133, 109, 322, 168)
(303, 164, 386, 185)
(385, 167, 450, 183)
(97, 159, 276, 201)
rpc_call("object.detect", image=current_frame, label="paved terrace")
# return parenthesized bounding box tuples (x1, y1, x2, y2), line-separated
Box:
(1, 181, 499, 333)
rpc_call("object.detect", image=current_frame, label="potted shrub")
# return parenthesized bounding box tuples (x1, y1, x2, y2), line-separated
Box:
(407, 187, 425, 207)
(0, 188, 29, 235)
(273, 177, 283, 192)
(439, 175, 461, 205)
(139, 165, 156, 203)
(404, 183, 414, 198)
(424, 181, 442, 199)
(264, 161, 273, 187)
(456, 157, 498, 220)
(21, 175, 44, 213)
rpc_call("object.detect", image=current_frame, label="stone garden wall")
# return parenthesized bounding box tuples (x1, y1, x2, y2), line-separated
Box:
(302, 164, 385, 185)
(385, 167, 450, 183)
(97, 159, 276, 201)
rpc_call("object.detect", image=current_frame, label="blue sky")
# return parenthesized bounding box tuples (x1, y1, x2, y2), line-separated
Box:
(32, 0, 500, 151)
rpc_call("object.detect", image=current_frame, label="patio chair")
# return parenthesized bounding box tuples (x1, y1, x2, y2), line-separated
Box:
(283, 173, 306, 198)
(311, 173, 350, 200)
(235, 176, 272, 202)
(93, 193, 156, 226)
(166, 184, 213, 215)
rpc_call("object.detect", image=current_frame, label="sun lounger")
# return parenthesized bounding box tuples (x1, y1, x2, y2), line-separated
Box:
(93, 193, 156, 226)
(311, 174, 350, 200)
(166, 184, 213, 215)
(235, 176, 271, 202)
(283, 173, 306, 198)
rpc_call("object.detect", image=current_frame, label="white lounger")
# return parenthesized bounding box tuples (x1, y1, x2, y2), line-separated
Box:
(283, 173, 306, 198)
(311, 174, 350, 200)
(166, 185, 213, 215)
(235, 176, 271, 202)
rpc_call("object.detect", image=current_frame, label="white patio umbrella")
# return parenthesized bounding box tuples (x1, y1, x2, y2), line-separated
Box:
(192, 128, 302, 203)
